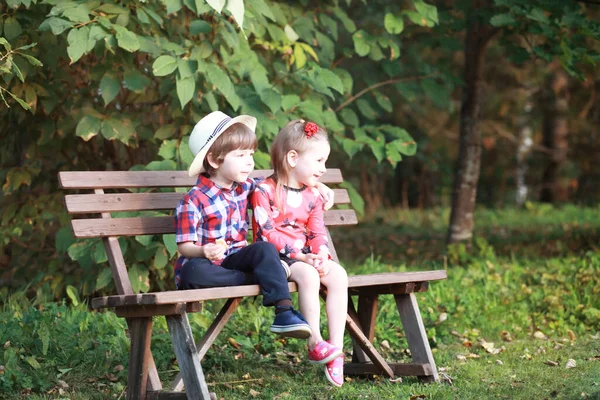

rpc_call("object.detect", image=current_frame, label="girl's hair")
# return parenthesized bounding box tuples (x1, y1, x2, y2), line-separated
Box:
(203, 123, 257, 176)
(270, 119, 328, 209)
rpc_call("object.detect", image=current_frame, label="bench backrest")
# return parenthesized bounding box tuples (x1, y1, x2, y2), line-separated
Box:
(59, 169, 357, 296)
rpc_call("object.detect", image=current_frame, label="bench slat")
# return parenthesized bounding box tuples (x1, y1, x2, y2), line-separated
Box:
(91, 270, 447, 309)
(71, 210, 358, 238)
(59, 169, 343, 189)
(65, 189, 350, 214)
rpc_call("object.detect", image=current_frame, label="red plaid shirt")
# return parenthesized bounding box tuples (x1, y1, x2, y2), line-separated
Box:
(174, 173, 261, 288)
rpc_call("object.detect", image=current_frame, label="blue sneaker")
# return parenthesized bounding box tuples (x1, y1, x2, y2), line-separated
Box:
(270, 307, 312, 339)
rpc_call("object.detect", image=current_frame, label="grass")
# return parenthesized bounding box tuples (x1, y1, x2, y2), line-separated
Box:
(1, 205, 600, 399)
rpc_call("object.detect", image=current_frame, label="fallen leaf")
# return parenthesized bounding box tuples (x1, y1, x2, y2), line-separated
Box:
(566, 359, 576, 369)
(249, 389, 260, 397)
(496, 360, 503, 365)
(242, 373, 251, 379)
(500, 330, 513, 342)
(456, 355, 467, 361)
(381, 340, 390, 350)
(462, 340, 472, 347)
(389, 376, 403, 383)
(437, 313, 447, 323)
(57, 380, 69, 389)
(520, 353, 533, 360)
(533, 331, 548, 340)
(440, 372, 454, 385)
(113, 365, 124, 372)
(466, 353, 480, 359)
(568, 330, 577, 341)
(544, 360, 559, 367)
(410, 395, 426, 399)
(3, 341, 10, 349)
(228, 338, 241, 349)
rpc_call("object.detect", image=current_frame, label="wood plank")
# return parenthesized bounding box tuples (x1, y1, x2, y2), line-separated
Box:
(344, 304, 394, 378)
(395, 293, 439, 382)
(65, 189, 350, 214)
(349, 282, 420, 296)
(59, 169, 343, 189)
(170, 298, 242, 392)
(127, 318, 153, 400)
(91, 271, 446, 309)
(116, 303, 202, 319)
(166, 313, 211, 400)
(352, 294, 378, 364)
(345, 362, 433, 377)
(70, 210, 358, 238)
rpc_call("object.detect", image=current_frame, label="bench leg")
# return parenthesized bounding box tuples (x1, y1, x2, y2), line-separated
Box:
(395, 293, 439, 382)
(127, 317, 154, 400)
(351, 294, 378, 364)
(166, 313, 211, 400)
(125, 319, 162, 393)
(169, 298, 241, 391)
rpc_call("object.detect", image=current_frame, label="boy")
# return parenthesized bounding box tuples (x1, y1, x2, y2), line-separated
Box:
(174, 111, 331, 338)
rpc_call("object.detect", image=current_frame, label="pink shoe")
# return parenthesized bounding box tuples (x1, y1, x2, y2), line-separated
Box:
(307, 341, 342, 364)
(324, 355, 344, 387)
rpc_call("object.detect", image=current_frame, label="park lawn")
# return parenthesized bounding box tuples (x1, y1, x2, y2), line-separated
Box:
(1, 205, 599, 399)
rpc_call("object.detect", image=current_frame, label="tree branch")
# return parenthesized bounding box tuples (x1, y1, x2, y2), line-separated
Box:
(334, 73, 436, 112)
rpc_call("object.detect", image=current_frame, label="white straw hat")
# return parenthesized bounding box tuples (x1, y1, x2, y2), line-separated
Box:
(187, 111, 257, 177)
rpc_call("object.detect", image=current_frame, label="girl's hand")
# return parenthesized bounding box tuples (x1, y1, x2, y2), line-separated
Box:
(315, 251, 330, 276)
(203, 243, 226, 261)
(296, 253, 324, 274)
(315, 182, 335, 210)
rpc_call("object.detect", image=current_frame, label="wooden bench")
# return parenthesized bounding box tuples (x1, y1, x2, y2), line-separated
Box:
(59, 169, 447, 400)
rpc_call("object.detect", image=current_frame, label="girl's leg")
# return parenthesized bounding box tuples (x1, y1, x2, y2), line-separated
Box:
(289, 261, 323, 349)
(319, 261, 348, 349)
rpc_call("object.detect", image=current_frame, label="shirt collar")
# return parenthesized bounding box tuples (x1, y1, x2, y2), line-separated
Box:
(196, 173, 240, 198)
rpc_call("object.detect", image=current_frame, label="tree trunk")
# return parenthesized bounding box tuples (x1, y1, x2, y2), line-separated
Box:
(540, 69, 569, 203)
(447, 1, 498, 245)
(516, 96, 534, 207)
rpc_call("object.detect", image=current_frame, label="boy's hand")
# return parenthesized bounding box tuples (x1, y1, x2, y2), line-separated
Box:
(203, 243, 226, 261)
(315, 182, 335, 210)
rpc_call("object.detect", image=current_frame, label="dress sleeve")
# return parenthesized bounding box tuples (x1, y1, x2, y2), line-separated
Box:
(250, 183, 298, 258)
(174, 197, 202, 244)
(307, 193, 330, 257)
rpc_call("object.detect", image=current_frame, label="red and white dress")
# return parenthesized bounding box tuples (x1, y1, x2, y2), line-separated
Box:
(250, 177, 330, 261)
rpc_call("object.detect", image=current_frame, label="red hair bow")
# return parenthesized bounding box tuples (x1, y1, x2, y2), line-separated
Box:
(304, 122, 319, 138)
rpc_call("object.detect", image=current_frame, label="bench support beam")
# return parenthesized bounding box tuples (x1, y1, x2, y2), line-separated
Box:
(351, 294, 378, 364)
(127, 317, 154, 400)
(166, 313, 211, 400)
(395, 293, 439, 382)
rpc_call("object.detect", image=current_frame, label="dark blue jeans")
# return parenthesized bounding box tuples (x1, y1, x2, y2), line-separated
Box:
(178, 242, 290, 306)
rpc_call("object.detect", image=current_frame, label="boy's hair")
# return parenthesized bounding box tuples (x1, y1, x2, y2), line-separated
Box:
(202, 123, 258, 176)
(270, 119, 328, 208)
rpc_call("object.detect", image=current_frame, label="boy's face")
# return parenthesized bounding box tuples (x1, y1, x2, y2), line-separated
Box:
(210, 148, 255, 188)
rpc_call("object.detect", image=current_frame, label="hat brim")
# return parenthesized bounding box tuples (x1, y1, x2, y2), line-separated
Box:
(188, 115, 257, 177)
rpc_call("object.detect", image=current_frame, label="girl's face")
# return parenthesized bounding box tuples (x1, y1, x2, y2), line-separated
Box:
(287, 141, 330, 188)
(210, 148, 255, 189)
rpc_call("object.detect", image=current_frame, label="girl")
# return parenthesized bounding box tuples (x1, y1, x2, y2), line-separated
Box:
(251, 120, 348, 387)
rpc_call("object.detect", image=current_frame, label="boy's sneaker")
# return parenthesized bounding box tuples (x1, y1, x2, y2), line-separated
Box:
(308, 341, 343, 364)
(270, 307, 312, 339)
(324, 355, 344, 387)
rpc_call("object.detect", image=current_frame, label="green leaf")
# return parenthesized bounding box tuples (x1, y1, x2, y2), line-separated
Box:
(55, 227, 75, 254)
(204, 63, 240, 110)
(66, 285, 80, 306)
(67, 240, 94, 262)
(154, 247, 169, 269)
(163, 234, 178, 258)
(96, 4, 129, 14)
(158, 139, 177, 159)
(92, 242, 108, 263)
(332, 7, 356, 33)
(384, 13, 404, 35)
(206, 0, 225, 13)
(374, 91, 393, 112)
(176, 75, 195, 108)
(39, 17, 73, 35)
(490, 13, 516, 27)
(420, 79, 450, 109)
(67, 27, 89, 64)
(293, 44, 306, 69)
(129, 263, 150, 293)
(155, 124, 177, 140)
(95, 268, 113, 291)
(259, 88, 282, 114)
(101, 118, 136, 144)
(284, 24, 299, 42)
(63, 4, 91, 23)
(164, 0, 183, 14)
(25, 356, 41, 370)
(340, 108, 359, 127)
(414, 0, 438, 26)
(22, 54, 43, 67)
(190, 20, 212, 34)
(4, 17, 22, 41)
(356, 98, 378, 119)
(339, 181, 364, 216)
(100, 73, 120, 106)
(37, 324, 50, 356)
(76, 115, 102, 141)
(249, 0, 275, 21)
(316, 68, 344, 94)
(153, 55, 177, 76)
(281, 94, 300, 111)
(352, 30, 371, 57)
(124, 69, 151, 92)
(113, 25, 140, 52)
(527, 8, 549, 24)
(340, 137, 363, 159)
(135, 235, 153, 246)
(177, 58, 195, 79)
(8, 91, 31, 111)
